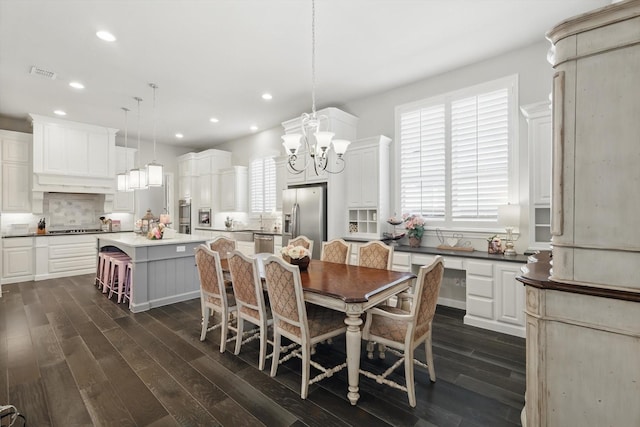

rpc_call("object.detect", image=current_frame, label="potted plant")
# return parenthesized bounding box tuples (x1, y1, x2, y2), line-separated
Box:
(403, 213, 425, 248)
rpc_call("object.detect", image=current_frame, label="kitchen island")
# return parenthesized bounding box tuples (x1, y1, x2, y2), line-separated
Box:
(96, 232, 208, 312)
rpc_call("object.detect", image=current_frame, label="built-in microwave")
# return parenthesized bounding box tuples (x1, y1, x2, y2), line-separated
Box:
(198, 208, 211, 226)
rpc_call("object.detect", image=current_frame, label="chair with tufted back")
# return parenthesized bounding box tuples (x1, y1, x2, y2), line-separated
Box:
(358, 240, 394, 270)
(320, 239, 351, 264)
(361, 255, 445, 407)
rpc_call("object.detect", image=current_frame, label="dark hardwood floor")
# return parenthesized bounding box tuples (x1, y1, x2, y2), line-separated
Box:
(0, 274, 525, 426)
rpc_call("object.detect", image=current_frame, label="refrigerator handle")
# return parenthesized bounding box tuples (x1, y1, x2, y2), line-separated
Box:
(292, 202, 299, 238)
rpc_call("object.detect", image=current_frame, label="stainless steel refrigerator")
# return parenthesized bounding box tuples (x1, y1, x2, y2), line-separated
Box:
(282, 184, 327, 259)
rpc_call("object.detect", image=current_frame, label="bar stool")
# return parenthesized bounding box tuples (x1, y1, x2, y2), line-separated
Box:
(96, 252, 110, 290)
(103, 252, 131, 300)
(123, 262, 133, 304)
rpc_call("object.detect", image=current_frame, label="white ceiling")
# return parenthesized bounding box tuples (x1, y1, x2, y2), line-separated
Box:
(0, 0, 610, 149)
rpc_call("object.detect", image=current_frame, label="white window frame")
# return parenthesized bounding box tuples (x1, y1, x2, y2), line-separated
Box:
(249, 156, 276, 215)
(394, 75, 519, 232)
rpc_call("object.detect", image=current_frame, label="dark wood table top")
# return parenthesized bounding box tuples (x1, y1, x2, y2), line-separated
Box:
(221, 257, 416, 304)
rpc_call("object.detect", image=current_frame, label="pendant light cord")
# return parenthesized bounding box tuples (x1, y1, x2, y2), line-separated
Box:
(310, 0, 316, 117)
(150, 83, 158, 161)
(134, 96, 142, 168)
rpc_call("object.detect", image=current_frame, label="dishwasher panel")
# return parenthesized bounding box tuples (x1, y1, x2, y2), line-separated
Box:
(254, 234, 274, 254)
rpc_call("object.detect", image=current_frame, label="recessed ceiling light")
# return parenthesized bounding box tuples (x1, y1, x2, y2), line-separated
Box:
(209, 117, 219, 123)
(261, 93, 273, 100)
(69, 81, 85, 89)
(54, 110, 67, 116)
(175, 133, 184, 139)
(96, 30, 116, 42)
(250, 125, 258, 132)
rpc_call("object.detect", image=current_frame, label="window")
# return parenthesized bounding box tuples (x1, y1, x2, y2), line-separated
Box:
(250, 157, 276, 214)
(397, 75, 517, 228)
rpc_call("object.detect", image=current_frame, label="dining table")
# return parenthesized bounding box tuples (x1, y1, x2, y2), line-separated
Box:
(222, 254, 416, 405)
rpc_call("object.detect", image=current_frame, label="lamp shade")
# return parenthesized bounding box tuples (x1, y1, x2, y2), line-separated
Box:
(282, 134, 302, 155)
(313, 131, 334, 152)
(128, 167, 147, 190)
(146, 162, 164, 187)
(497, 204, 520, 227)
(332, 139, 350, 156)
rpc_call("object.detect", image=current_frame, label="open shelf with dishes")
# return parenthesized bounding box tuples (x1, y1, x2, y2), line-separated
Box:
(348, 208, 378, 237)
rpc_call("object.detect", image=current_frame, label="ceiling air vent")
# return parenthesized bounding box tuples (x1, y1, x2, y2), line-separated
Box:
(29, 66, 57, 80)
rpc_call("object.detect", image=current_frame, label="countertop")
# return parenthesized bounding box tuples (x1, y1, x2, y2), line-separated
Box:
(96, 232, 208, 247)
(3, 230, 133, 238)
(343, 237, 528, 264)
(193, 226, 282, 236)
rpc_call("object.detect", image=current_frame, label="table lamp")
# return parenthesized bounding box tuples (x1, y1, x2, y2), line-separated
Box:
(498, 203, 520, 256)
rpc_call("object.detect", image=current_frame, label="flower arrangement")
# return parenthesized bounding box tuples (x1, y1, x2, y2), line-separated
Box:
(487, 234, 503, 254)
(280, 245, 311, 260)
(403, 213, 425, 239)
(147, 222, 166, 240)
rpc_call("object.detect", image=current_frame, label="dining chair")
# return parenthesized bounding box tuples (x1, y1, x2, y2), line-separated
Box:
(263, 255, 347, 399)
(288, 235, 314, 256)
(320, 238, 351, 264)
(207, 236, 236, 286)
(227, 250, 271, 370)
(361, 255, 445, 407)
(358, 240, 394, 270)
(194, 244, 237, 353)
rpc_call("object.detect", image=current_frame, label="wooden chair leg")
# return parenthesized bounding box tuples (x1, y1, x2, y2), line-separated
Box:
(220, 310, 229, 353)
(301, 344, 310, 399)
(366, 340, 375, 359)
(234, 317, 244, 355)
(425, 333, 436, 382)
(405, 346, 416, 408)
(270, 332, 281, 377)
(200, 305, 209, 341)
(258, 320, 267, 371)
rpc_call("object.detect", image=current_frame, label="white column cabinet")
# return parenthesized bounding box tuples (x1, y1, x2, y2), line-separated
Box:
(345, 135, 391, 239)
(219, 166, 247, 212)
(177, 153, 197, 201)
(1, 131, 32, 213)
(113, 146, 136, 212)
(521, 102, 552, 251)
(274, 155, 288, 210)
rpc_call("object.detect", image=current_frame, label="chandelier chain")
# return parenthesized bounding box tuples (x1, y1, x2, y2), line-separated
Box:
(311, 0, 316, 116)
(121, 107, 129, 150)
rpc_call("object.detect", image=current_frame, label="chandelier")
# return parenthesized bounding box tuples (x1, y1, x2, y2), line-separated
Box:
(281, 0, 350, 175)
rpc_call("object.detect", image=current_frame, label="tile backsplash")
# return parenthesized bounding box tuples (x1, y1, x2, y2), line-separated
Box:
(46, 193, 103, 228)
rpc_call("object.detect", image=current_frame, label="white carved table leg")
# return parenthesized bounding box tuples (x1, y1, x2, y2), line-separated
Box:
(345, 306, 363, 405)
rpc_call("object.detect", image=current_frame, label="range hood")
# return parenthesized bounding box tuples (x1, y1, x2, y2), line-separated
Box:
(30, 114, 117, 214)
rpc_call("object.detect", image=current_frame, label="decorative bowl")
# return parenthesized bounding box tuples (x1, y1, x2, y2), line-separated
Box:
(283, 255, 310, 271)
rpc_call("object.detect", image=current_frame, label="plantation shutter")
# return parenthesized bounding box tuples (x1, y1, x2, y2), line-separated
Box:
(399, 105, 446, 220)
(451, 88, 509, 221)
(250, 159, 264, 214)
(250, 157, 276, 213)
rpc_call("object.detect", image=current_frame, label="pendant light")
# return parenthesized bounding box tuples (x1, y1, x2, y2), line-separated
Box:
(128, 96, 147, 190)
(146, 83, 163, 187)
(117, 107, 131, 192)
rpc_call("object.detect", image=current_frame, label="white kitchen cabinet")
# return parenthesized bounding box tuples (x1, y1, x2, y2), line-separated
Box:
(177, 152, 197, 200)
(113, 146, 136, 213)
(30, 114, 117, 188)
(1, 130, 32, 213)
(464, 259, 525, 337)
(274, 235, 283, 255)
(521, 102, 552, 251)
(193, 149, 231, 213)
(2, 237, 34, 284)
(33, 235, 96, 281)
(199, 174, 212, 208)
(345, 135, 391, 238)
(219, 166, 247, 212)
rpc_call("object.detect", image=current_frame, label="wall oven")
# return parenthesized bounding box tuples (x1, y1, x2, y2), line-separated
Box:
(179, 200, 191, 234)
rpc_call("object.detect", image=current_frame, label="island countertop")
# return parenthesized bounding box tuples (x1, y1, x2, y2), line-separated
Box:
(97, 232, 208, 247)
